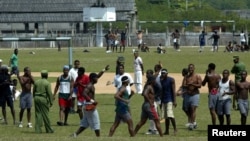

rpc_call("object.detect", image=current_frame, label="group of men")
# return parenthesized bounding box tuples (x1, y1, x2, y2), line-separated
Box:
(197, 55, 249, 127)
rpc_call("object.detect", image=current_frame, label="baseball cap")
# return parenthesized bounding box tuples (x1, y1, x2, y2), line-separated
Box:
(161, 69, 168, 74)
(63, 65, 70, 70)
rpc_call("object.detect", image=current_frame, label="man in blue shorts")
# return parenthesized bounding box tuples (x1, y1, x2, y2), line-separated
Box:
(217, 69, 235, 125)
(202, 63, 221, 125)
(235, 70, 250, 125)
(183, 64, 202, 130)
(17, 67, 35, 128)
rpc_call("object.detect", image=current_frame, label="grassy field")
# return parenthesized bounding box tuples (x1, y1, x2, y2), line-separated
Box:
(0, 46, 250, 141)
(0, 45, 249, 73)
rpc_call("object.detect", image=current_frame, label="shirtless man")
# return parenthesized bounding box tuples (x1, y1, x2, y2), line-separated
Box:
(235, 70, 250, 125)
(134, 76, 163, 137)
(183, 64, 202, 130)
(202, 63, 221, 125)
(136, 30, 144, 50)
(17, 67, 35, 128)
(71, 65, 109, 137)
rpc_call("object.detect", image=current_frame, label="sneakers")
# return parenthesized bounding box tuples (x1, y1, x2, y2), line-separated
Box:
(185, 123, 191, 127)
(27, 123, 33, 128)
(145, 129, 153, 135)
(145, 130, 158, 135)
(18, 122, 23, 128)
(188, 124, 194, 130)
(70, 133, 77, 138)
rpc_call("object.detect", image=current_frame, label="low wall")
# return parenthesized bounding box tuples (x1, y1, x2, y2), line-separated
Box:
(0, 32, 245, 48)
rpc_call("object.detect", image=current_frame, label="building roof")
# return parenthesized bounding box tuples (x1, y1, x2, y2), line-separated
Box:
(0, 0, 136, 23)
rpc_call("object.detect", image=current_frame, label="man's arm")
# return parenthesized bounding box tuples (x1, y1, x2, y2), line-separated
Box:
(53, 77, 60, 99)
(171, 78, 177, 107)
(97, 65, 109, 78)
(114, 87, 129, 104)
(201, 74, 208, 86)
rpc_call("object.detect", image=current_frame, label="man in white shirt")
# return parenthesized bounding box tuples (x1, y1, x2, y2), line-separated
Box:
(114, 64, 134, 96)
(133, 51, 144, 94)
(68, 60, 80, 113)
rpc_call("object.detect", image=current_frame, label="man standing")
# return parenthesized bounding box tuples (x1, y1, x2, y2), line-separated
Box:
(133, 51, 144, 94)
(120, 30, 126, 53)
(33, 70, 54, 133)
(217, 69, 235, 125)
(235, 70, 250, 125)
(9, 48, 18, 76)
(53, 65, 74, 126)
(183, 64, 202, 130)
(171, 29, 181, 51)
(0, 66, 16, 125)
(160, 69, 177, 135)
(17, 67, 35, 128)
(199, 30, 206, 52)
(231, 55, 246, 110)
(136, 30, 144, 50)
(208, 30, 220, 52)
(69, 60, 80, 113)
(70, 65, 109, 137)
(201, 63, 221, 125)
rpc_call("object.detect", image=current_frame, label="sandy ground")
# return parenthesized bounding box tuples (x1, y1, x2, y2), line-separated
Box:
(31, 72, 211, 94)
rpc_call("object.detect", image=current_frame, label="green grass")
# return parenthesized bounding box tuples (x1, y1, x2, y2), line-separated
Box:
(0, 46, 249, 74)
(0, 94, 247, 141)
(0, 46, 249, 140)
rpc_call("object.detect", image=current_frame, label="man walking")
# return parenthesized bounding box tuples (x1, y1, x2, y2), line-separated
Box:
(183, 64, 202, 130)
(53, 65, 74, 126)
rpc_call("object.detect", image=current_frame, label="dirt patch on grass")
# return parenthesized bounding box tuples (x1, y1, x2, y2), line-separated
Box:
(31, 72, 211, 94)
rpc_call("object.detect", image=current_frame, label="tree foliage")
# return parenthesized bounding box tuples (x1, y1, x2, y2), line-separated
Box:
(135, 0, 250, 32)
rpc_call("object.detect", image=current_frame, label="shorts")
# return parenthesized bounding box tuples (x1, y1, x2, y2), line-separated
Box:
(137, 39, 142, 45)
(162, 102, 174, 118)
(217, 99, 231, 115)
(208, 93, 218, 109)
(20, 93, 32, 109)
(0, 96, 14, 108)
(141, 102, 159, 120)
(185, 94, 200, 108)
(80, 109, 100, 130)
(115, 111, 132, 122)
(238, 99, 249, 116)
(58, 98, 72, 108)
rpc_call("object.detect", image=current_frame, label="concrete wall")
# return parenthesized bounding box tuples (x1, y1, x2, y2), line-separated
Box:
(0, 32, 246, 48)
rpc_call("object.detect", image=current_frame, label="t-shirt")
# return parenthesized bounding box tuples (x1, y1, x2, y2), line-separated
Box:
(75, 74, 90, 102)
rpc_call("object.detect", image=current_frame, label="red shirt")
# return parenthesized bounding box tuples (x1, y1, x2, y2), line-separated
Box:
(75, 74, 89, 102)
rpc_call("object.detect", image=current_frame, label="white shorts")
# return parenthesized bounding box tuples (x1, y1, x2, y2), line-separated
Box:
(163, 102, 174, 118)
(137, 39, 142, 45)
